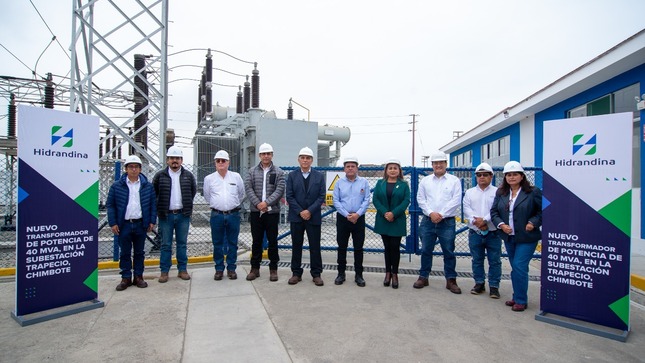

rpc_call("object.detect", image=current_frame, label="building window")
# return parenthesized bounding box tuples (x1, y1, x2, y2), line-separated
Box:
(452, 150, 472, 167)
(481, 135, 510, 167)
(566, 83, 640, 188)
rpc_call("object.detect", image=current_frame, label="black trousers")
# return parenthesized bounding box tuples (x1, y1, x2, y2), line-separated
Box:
(381, 234, 402, 274)
(249, 212, 280, 270)
(336, 213, 365, 275)
(290, 220, 323, 277)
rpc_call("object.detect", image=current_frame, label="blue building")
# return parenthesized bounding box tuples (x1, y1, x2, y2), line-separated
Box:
(441, 29, 645, 256)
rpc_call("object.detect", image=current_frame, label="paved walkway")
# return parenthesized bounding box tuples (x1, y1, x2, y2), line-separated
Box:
(1, 252, 644, 362)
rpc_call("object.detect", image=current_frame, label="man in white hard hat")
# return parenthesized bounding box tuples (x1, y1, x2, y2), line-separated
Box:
(286, 146, 326, 286)
(332, 156, 371, 287)
(462, 162, 502, 298)
(203, 150, 245, 281)
(244, 143, 285, 282)
(107, 155, 157, 291)
(153, 146, 197, 283)
(415, 151, 463, 293)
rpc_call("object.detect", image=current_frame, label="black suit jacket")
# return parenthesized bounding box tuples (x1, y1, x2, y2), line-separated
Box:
(490, 187, 542, 243)
(286, 169, 326, 225)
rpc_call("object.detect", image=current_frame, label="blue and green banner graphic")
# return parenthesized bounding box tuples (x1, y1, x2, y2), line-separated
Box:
(542, 112, 632, 331)
(16, 106, 99, 316)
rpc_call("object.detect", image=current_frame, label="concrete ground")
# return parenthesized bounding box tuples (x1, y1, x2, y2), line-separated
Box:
(1, 251, 644, 363)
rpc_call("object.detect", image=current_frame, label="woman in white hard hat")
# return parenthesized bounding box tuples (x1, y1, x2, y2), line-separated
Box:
(372, 158, 410, 289)
(490, 161, 542, 312)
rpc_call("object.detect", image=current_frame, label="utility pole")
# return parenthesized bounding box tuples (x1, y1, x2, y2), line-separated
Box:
(409, 114, 419, 166)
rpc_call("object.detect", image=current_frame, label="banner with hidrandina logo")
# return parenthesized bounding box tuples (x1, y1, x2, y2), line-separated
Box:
(541, 112, 632, 332)
(15, 106, 99, 316)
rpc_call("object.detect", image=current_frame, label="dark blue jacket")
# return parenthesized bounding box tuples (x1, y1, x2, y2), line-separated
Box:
(490, 186, 542, 243)
(107, 173, 157, 228)
(286, 169, 326, 225)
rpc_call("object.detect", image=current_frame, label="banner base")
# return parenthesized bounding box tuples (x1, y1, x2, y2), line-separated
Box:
(11, 299, 104, 327)
(535, 310, 629, 342)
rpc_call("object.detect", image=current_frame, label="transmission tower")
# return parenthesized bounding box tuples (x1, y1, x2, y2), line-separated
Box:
(69, 0, 169, 168)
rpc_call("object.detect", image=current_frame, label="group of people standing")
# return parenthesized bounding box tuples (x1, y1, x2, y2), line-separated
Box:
(107, 146, 542, 312)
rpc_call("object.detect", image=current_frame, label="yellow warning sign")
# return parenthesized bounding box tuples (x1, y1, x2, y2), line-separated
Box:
(328, 174, 340, 191)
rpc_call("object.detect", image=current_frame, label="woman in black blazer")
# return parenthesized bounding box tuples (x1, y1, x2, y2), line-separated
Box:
(490, 161, 542, 312)
(372, 158, 410, 289)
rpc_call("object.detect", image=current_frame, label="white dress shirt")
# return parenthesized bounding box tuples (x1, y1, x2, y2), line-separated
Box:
(203, 170, 245, 211)
(417, 173, 462, 218)
(125, 177, 142, 219)
(463, 184, 497, 231)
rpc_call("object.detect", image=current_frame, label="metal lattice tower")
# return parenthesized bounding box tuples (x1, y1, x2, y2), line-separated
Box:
(69, 0, 169, 168)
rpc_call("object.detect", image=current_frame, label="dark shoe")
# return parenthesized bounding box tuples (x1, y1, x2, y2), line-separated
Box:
(313, 276, 324, 286)
(178, 271, 191, 281)
(383, 272, 391, 287)
(227, 270, 238, 280)
(133, 275, 148, 288)
(334, 273, 346, 285)
(355, 274, 366, 287)
(470, 283, 485, 295)
(214, 271, 224, 281)
(288, 275, 302, 285)
(116, 278, 132, 291)
(505, 300, 516, 306)
(489, 287, 500, 299)
(391, 274, 399, 289)
(246, 268, 260, 281)
(269, 269, 278, 282)
(158, 272, 169, 283)
(413, 277, 429, 289)
(512, 303, 527, 312)
(446, 278, 462, 294)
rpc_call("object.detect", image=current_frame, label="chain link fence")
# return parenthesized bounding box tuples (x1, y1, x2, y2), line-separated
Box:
(0, 159, 542, 268)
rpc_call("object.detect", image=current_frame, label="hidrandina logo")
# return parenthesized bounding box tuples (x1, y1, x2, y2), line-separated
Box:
(33, 125, 88, 159)
(572, 134, 596, 155)
(51, 126, 73, 147)
(555, 132, 614, 167)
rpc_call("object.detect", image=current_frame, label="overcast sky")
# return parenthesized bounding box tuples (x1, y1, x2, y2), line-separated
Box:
(2, 0, 645, 166)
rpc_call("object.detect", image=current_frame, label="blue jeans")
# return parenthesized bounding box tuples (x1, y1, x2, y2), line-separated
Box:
(468, 230, 502, 288)
(419, 216, 456, 279)
(210, 210, 240, 272)
(504, 236, 538, 305)
(118, 220, 147, 278)
(159, 213, 190, 273)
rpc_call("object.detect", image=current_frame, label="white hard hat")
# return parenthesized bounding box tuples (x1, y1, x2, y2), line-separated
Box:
(385, 158, 401, 167)
(258, 143, 274, 154)
(503, 161, 524, 174)
(475, 162, 493, 173)
(166, 146, 183, 158)
(430, 151, 448, 162)
(214, 150, 230, 160)
(343, 156, 359, 166)
(298, 147, 314, 157)
(124, 155, 142, 166)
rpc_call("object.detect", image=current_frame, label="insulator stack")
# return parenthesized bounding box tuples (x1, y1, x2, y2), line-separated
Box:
(133, 54, 148, 148)
(236, 86, 243, 114)
(287, 99, 293, 120)
(243, 76, 251, 112)
(8, 93, 16, 138)
(44, 73, 54, 109)
(206, 50, 213, 113)
(251, 64, 259, 108)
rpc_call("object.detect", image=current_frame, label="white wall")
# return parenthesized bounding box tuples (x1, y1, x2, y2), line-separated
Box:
(519, 115, 535, 166)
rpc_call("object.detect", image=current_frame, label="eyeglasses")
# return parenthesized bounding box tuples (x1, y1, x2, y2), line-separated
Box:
(475, 173, 492, 177)
(215, 159, 228, 163)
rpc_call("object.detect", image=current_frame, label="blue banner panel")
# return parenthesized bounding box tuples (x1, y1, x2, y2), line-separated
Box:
(16, 161, 98, 315)
(541, 173, 630, 330)
(16, 106, 99, 317)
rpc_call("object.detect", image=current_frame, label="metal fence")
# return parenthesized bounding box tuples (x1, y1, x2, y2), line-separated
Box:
(0, 159, 542, 268)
